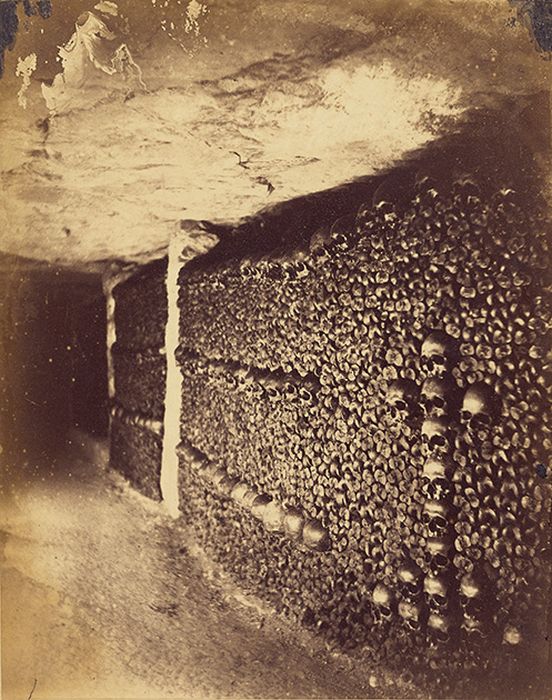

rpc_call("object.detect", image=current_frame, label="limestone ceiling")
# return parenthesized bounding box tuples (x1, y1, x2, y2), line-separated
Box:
(0, 0, 549, 268)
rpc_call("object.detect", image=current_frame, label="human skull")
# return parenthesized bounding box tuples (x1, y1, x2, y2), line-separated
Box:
(238, 254, 254, 278)
(420, 377, 457, 417)
(422, 456, 454, 499)
(219, 474, 241, 496)
(230, 480, 250, 504)
(262, 500, 286, 533)
(422, 499, 451, 535)
(330, 214, 355, 250)
(427, 612, 453, 644)
(398, 599, 423, 630)
(426, 535, 453, 573)
(250, 493, 272, 519)
(283, 507, 305, 541)
(241, 486, 261, 509)
(284, 381, 299, 400)
(459, 573, 486, 616)
(373, 199, 398, 225)
(461, 614, 486, 637)
(492, 188, 519, 223)
(421, 416, 451, 452)
(234, 365, 253, 385)
(365, 201, 396, 253)
(422, 456, 454, 481)
(424, 574, 449, 611)
(414, 175, 440, 210)
(372, 583, 394, 621)
(282, 248, 311, 279)
(397, 561, 423, 600)
(266, 253, 283, 277)
(250, 253, 265, 279)
(262, 375, 283, 400)
(452, 177, 480, 206)
(460, 383, 499, 429)
(421, 331, 457, 375)
(210, 465, 229, 487)
(309, 225, 332, 262)
(302, 519, 331, 551)
(298, 385, 314, 403)
(355, 200, 373, 232)
(386, 378, 419, 417)
(256, 252, 271, 273)
(503, 624, 522, 645)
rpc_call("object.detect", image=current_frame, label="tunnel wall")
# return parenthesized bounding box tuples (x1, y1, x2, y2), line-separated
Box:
(110, 258, 167, 500)
(175, 181, 552, 694)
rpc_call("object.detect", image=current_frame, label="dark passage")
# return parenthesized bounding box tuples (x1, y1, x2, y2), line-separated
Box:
(0, 256, 108, 462)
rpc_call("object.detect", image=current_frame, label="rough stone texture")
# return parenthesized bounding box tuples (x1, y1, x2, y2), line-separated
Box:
(0, 1, 549, 266)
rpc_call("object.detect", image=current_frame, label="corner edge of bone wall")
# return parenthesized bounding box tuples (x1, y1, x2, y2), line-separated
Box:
(160, 221, 219, 519)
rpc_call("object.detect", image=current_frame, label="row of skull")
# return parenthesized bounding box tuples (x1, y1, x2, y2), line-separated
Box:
(387, 331, 500, 429)
(177, 442, 331, 552)
(177, 348, 542, 559)
(178, 243, 537, 376)
(177, 295, 543, 398)
(371, 569, 521, 646)
(388, 376, 499, 429)
(179, 378, 315, 502)
(184, 184, 545, 295)
(177, 321, 508, 425)
(181, 180, 542, 295)
(416, 327, 473, 643)
(178, 350, 318, 404)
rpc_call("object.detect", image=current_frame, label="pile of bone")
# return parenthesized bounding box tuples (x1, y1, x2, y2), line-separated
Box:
(178, 353, 322, 516)
(175, 178, 551, 665)
(110, 416, 163, 500)
(114, 262, 168, 352)
(112, 345, 167, 421)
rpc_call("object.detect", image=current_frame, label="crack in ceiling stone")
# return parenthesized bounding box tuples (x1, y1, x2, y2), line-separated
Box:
(0, 0, 549, 269)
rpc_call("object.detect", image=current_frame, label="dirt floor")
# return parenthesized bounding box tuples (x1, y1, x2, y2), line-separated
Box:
(0, 433, 384, 700)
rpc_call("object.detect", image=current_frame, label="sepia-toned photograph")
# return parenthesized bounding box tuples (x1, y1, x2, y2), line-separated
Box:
(0, 1, 551, 698)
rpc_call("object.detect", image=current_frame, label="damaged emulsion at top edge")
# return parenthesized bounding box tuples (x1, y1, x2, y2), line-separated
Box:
(511, 0, 552, 52)
(0, 0, 52, 78)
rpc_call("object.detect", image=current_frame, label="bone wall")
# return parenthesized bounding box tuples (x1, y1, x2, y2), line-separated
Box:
(110, 258, 168, 500)
(175, 180, 552, 695)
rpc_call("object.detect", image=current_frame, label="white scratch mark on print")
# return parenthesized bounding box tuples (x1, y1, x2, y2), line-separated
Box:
(41, 12, 146, 113)
(185, 0, 208, 36)
(94, 1, 119, 15)
(16, 53, 37, 109)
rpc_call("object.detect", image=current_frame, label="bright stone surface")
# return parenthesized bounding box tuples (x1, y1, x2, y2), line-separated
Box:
(0, 0, 548, 266)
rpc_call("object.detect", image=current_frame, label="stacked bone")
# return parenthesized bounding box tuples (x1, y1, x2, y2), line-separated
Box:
(177, 179, 551, 693)
(177, 351, 322, 516)
(178, 441, 330, 550)
(110, 259, 168, 500)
